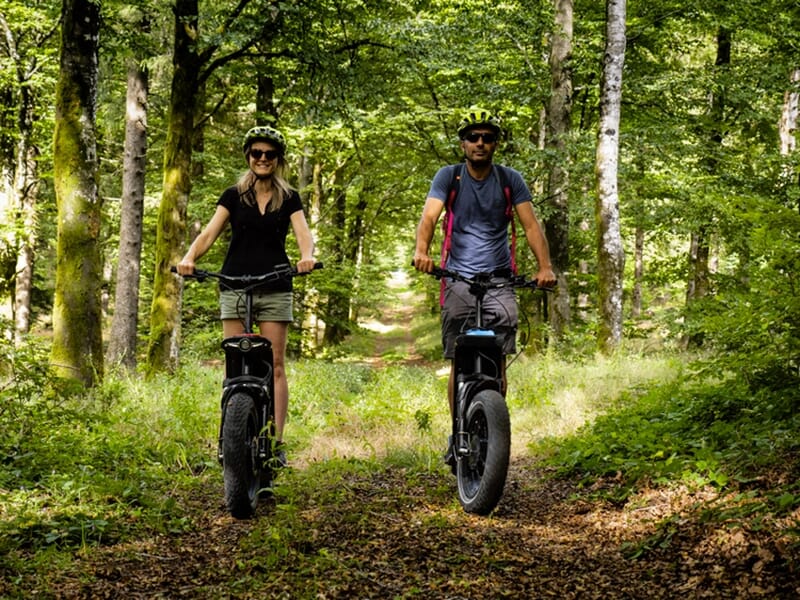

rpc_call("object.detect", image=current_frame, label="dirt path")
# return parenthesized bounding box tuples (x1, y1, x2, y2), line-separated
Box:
(50, 458, 797, 599)
(43, 273, 800, 599)
(359, 267, 429, 366)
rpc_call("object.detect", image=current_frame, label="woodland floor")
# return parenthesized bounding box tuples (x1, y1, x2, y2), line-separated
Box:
(31, 272, 800, 598)
(47, 460, 800, 599)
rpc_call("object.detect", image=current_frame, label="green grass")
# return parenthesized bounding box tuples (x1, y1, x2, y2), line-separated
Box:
(0, 338, 681, 560)
(3, 320, 800, 590)
(538, 375, 800, 499)
(507, 350, 686, 452)
(286, 359, 448, 463)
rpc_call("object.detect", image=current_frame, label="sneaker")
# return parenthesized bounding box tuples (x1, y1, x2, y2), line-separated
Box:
(273, 442, 288, 469)
(444, 435, 456, 471)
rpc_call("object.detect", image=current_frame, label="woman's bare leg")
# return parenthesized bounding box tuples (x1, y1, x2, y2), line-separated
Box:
(258, 321, 289, 442)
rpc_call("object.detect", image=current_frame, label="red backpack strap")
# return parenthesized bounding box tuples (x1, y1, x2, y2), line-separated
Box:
(496, 166, 517, 275)
(440, 165, 462, 305)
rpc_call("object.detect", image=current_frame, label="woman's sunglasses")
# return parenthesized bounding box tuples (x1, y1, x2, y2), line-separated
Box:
(249, 149, 280, 160)
(463, 132, 498, 144)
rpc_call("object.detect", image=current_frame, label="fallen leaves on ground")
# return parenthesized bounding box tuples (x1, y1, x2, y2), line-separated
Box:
(44, 457, 799, 599)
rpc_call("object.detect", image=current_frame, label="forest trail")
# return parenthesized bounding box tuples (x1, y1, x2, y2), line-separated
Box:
(358, 266, 429, 366)
(50, 457, 796, 599)
(46, 271, 798, 599)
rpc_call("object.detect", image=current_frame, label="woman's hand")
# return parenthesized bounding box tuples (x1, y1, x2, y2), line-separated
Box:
(296, 258, 316, 273)
(176, 257, 196, 276)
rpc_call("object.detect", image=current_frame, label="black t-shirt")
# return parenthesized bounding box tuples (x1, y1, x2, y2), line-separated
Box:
(217, 185, 304, 292)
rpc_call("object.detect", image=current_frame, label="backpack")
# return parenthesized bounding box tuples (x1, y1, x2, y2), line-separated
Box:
(439, 163, 518, 305)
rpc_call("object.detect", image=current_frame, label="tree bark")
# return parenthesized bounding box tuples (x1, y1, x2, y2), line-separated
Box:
(12, 133, 37, 346)
(107, 59, 148, 371)
(50, 0, 103, 385)
(595, 0, 627, 353)
(779, 66, 799, 210)
(0, 12, 40, 343)
(779, 68, 799, 157)
(544, 0, 574, 340)
(146, 0, 200, 375)
(322, 169, 350, 346)
(684, 27, 729, 348)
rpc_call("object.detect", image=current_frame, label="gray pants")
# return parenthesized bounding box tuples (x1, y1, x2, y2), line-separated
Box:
(440, 278, 518, 359)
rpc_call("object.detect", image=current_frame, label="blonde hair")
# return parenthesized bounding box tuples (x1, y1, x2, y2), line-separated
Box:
(236, 157, 293, 212)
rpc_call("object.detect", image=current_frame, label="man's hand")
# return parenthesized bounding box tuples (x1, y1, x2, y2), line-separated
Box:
(412, 253, 435, 273)
(535, 266, 557, 289)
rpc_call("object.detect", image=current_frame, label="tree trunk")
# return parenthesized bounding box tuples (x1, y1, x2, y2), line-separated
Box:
(631, 226, 643, 319)
(12, 139, 37, 346)
(257, 74, 278, 123)
(0, 13, 40, 343)
(145, 0, 200, 375)
(576, 217, 592, 322)
(779, 68, 799, 157)
(595, 0, 627, 353)
(322, 174, 350, 346)
(107, 59, 148, 371)
(12, 69, 38, 345)
(544, 0, 574, 340)
(685, 27, 729, 348)
(50, 0, 103, 386)
(779, 66, 799, 210)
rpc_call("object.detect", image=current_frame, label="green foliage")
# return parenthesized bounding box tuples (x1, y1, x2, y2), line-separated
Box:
(0, 338, 215, 558)
(7, 0, 798, 371)
(286, 359, 447, 460)
(541, 375, 800, 504)
(5, 311, 800, 590)
(685, 200, 800, 390)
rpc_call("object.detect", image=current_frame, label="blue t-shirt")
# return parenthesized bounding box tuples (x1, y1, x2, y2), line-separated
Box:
(428, 164, 531, 276)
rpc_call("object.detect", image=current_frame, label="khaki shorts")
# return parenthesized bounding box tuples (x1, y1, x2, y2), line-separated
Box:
(219, 289, 293, 323)
(441, 278, 518, 359)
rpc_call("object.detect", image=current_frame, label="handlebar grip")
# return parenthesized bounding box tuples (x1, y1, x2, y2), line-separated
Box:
(294, 261, 324, 275)
(170, 266, 209, 281)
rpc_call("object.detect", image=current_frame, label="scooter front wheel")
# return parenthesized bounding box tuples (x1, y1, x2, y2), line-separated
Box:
(456, 389, 510, 515)
(222, 392, 261, 519)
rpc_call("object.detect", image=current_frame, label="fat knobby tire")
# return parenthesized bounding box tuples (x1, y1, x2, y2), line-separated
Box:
(457, 389, 511, 515)
(222, 392, 261, 519)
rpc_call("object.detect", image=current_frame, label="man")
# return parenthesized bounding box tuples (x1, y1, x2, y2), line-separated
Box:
(412, 107, 556, 463)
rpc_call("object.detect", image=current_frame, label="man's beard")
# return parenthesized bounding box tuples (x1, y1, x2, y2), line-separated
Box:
(467, 156, 492, 169)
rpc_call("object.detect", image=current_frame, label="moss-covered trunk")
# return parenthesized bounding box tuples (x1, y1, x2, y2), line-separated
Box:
(145, 0, 200, 375)
(50, 0, 102, 386)
(545, 0, 574, 341)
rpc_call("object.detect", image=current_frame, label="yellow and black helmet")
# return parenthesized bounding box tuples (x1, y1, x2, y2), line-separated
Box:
(457, 107, 502, 139)
(242, 125, 286, 155)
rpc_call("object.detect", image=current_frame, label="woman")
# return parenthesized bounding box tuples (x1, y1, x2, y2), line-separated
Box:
(177, 125, 316, 465)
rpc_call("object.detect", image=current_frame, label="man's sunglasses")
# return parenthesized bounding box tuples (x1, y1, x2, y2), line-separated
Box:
(249, 149, 280, 160)
(463, 132, 498, 144)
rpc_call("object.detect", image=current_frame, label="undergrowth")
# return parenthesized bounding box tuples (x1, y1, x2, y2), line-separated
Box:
(534, 368, 800, 559)
(539, 376, 800, 497)
(3, 324, 800, 588)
